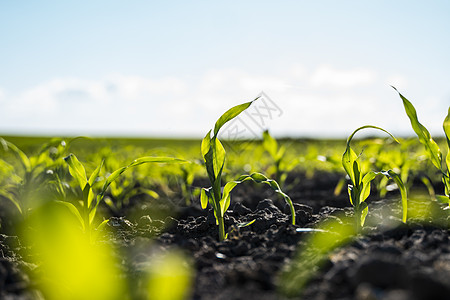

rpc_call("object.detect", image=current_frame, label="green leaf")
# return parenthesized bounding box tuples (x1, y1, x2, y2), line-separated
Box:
(213, 99, 256, 136)
(342, 147, 358, 184)
(393, 86, 443, 172)
(342, 125, 399, 204)
(236, 219, 256, 227)
(0, 190, 22, 214)
(361, 171, 378, 203)
(64, 154, 87, 191)
(200, 188, 209, 209)
(382, 170, 408, 223)
(263, 130, 278, 158)
(212, 138, 226, 181)
(444, 107, 450, 149)
(55, 200, 85, 230)
(221, 194, 231, 217)
(201, 130, 216, 184)
(95, 218, 109, 231)
(225, 172, 296, 225)
(88, 160, 104, 186)
(444, 107, 450, 172)
(201, 130, 212, 158)
(0, 138, 31, 172)
(352, 160, 361, 186)
(100, 156, 186, 199)
(436, 195, 449, 204)
(360, 202, 369, 227)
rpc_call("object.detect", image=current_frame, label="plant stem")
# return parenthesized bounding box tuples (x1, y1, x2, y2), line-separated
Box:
(354, 206, 361, 233)
(83, 196, 91, 242)
(218, 216, 225, 241)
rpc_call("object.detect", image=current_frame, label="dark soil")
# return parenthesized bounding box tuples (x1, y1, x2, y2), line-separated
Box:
(0, 172, 449, 299)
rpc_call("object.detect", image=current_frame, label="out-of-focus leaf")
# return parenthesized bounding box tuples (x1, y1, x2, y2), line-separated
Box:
(100, 157, 186, 199)
(0, 138, 31, 172)
(444, 107, 450, 174)
(88, 160, 104, 187)
(263, 130, 278, 158)
(55, 200, 85, 230)
(382, 170, 408, 222)
(64, 154, 87, 191)
(0, 190, 22, 214)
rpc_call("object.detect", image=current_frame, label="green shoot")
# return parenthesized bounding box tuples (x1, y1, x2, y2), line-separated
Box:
(63, 153, 186, 240)
(342, 126, 408, 231)
(393, 86, 450, 206)
(262, 130, 289, 185)
(200, 99, 295, 241)
(0, 137, 68, 217)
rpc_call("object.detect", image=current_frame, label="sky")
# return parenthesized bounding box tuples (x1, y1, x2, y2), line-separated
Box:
(0, 0, 449, 139)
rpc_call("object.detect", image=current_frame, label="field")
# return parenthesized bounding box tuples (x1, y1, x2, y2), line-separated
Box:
(0, 95, 449, 300)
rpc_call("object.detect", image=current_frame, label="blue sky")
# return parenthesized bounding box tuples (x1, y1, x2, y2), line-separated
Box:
(1, 1, 449, 138)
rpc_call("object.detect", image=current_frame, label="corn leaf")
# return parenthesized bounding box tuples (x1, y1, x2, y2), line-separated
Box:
(443, 107, 450, 148)
(224, 172, 296, 225)
(55, 200, 85, 231)
(393, 86, 443, 171)
(200, 188, 209, 209)
(88, 160, 103, 186)
(360, 202, 369, 226)
(237, 219, 256, 227)
(201, 130, 212, 159)
(201, 131, 216, 184)
(0, 138, 31, 172)
(381, 170, 408, 222)
(100, 156, 186, 198)
(0, 190, 22, 214)
(343, 125, 398, 188)
(263, 130, 278, 158)
(212, 138, 226, 181)
(213, 99, 256, 136)
(64, 154, 88, 191)
(444, 107, 450, 171)
(361, 171, 377, 203)
(342, 147, 358, 184)
(95, 218, 109, 231)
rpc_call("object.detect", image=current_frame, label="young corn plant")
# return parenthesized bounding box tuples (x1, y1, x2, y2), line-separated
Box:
(0, 138, 68, 217)
(393, 87, 450, 207)
(62, 153, 185, 240)
(200, 99, 295, 241)
(342, 126, 407, 231)
(262, 130, 300, 187)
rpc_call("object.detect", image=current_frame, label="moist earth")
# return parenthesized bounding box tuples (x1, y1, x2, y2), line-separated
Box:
(0, 172, 449, 300)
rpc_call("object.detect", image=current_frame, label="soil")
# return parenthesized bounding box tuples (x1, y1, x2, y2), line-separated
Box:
(0, 172, 449, 299)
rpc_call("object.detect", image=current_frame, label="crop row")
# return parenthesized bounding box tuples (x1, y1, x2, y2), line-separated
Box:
(0, 88, 448, 299)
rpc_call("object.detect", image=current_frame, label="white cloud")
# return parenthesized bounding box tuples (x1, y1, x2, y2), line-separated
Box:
(310, 65, 376, 89)
(0, 66, 446, 138)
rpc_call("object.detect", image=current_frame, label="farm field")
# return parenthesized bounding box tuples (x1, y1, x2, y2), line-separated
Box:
(0, 127, 449, 299)
(0, 92, 449, 300)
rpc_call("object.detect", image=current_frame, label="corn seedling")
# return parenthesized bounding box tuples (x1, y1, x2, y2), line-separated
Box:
(393, 87, 450, 206)
(62, 153, 185, 239)
(262, 130, 301, 187)
(200, 99, 295, 241)
(342, 126, 407, 231)
(0, 138, 68, 217)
